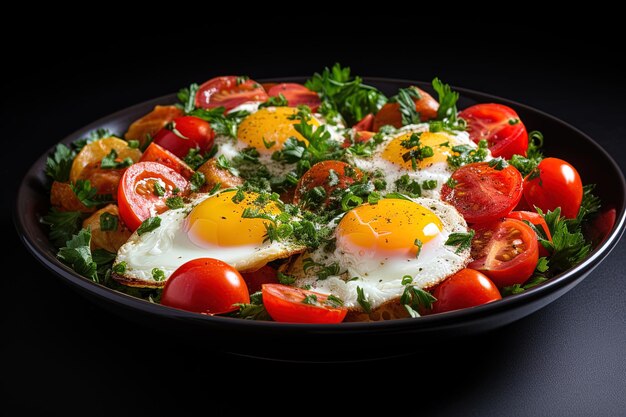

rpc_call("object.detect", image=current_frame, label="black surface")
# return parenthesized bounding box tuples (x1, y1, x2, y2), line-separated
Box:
(3, 27, 626, 416)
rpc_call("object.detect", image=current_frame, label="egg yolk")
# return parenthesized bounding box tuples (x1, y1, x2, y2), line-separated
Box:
(336, 199, 443, 258)
(186, 190, 281, 248)
(382, 131, 458, 169)
(237, 107, 320, 154)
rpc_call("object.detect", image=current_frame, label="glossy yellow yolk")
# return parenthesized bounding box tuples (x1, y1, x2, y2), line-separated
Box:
(237, 107, 320, 154)
(382, 131, 458, 169)
(186, 191, 281, 248)
(336, 199, 443, 258)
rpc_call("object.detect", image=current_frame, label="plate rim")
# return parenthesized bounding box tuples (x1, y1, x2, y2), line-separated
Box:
(14, 76, 626, 333)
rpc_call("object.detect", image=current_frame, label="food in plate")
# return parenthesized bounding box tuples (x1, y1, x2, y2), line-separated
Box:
(42, 65, 605, 323)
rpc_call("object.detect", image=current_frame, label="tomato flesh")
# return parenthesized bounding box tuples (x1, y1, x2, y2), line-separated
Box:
(262, 284, 347, 324)
(162, 258, 250, 315)
(195, 76, 268, 110)
(506, 210, 552, 257)
(353, 113, 374, 131)
(469, 218, 539, 287)
(459, 103, 529, 159)
(117, 162, 189, 231)
(153, 116, 215, 158)
(430, 269, 501, 314)
(293, 161, 363, 208)
(139, 142, 194, 179)
(441, 162, 523, 224)
(267, 83, 321, 112)
(523, 157, 583, 219)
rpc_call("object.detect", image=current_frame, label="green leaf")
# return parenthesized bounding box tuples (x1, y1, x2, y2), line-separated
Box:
(71, 180, 113, 207)
(190, 171, 206, 192)
(45, 144, 75, 182)
(41, 208, 83, 247)
(356, 286, 372, 313)
(99, 212, 118, 231)
(432, 78, 459, 123)
(165, 196, 185, 210)
(259, 93, 288, 108)
(100, 149, 133, 169)
(57, 228, 98, 282)
(277, 272, 296, 285)
(92, 249, 116, 265)
(152, 268, 165, 281)
(136, 217, 161, 236)
(232, 291, 272, 320)
(325, 294, 344, 308)
(445, 230, 475, 254)
(393, 87, 421, 126)
(177, 83, 199, 113)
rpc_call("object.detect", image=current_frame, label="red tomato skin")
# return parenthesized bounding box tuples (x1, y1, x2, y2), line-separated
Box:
(262, 284, 347, 324)
(139, 142, 194, 179)
(241, 265, 278, 294)
(469, 219, 539, 287)
(153, 116, 215, 158)
(161, 258, 250, 315)
(342, 131, 375, 148)
(506, 210, 552, 257)
(459, 103, 529, 159)
(117, 162, 189, 231)
(440, 162, 523, 224)
(195, 76, 268, 110)
(267, 83, 321, 111)
(430, 269, 501, 314)
(372, 87, 439, 131)
(586, 208, 617, 247)
(293, 161, 363, 206)
(353, 113, 374, 131)
(523, 157, 583, 219)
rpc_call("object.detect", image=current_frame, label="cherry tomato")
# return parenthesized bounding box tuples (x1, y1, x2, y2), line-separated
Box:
(586, 208, 617, 246)
(441, 162, 523, 224)
(293, 161, 363, 208)
(117, 162, 189, 231)
(241, 265, 278, 294)
(153, 116, 215, 159)
(139, 142, 194, 179)
(506, 210, 552, 257)
(353, 113, 374, 131)
(195, 76, 268, 110)
(458, 104, 528, 159)
(342, 130, 375, 149)
(469, 218, 539, 287)
(372, 87, 439, 131)
(161, 258, 250, 315)
(267, 83, 321, 111)
(523, 157, 583, 219)
(125, 105, 183, 148)
(430, 269, 502, 314)
(262, 284, 347, 324)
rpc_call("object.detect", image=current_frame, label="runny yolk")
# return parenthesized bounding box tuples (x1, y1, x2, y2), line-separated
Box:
(237, 107, 320, 154)
(335, 199, 443, 258)
(381, 131, 457, 169)
(186, 190, 281, 248)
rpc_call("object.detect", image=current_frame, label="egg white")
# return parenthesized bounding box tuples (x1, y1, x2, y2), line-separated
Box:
(114, 193, 305, 286)
(286, 197, 471, 310)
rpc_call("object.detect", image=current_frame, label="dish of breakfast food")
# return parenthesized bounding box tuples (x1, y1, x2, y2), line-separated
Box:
(34, 64, 615, 324)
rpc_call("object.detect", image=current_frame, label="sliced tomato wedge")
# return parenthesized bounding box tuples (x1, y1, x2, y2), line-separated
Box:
(459, 103, 528, 159)
(139, 142, 194, 179)
(441, 162, 523, 224)
(267, 83, 321, 111)
(195, 76, 268, 110)
(469, 218, 539, 287)
(118, 162, 189, 231)
(262, 284, 347, 324)
(506, 210, 552, 257)
(353, 113, 374, 131)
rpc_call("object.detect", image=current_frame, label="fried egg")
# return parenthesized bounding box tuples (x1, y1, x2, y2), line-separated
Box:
(351, 125, 482, 199)
(114, 190, 305, 287)
(286, 197, 471, 311)
(214, 106, 344, 179)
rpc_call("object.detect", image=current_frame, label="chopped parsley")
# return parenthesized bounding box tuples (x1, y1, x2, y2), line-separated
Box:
(99, 212, 118, 231)
(152, 268, 165, 281)
(71, 180, 113, 208)
(445, 230, 475, 254)
(259, 93, 288, 108)
(112, 262, 127, 274)
(447, 140, 489, 168)
(136, 217, 161, 236)
(325, 294, 344, 308)
(393, 86, 422, 125)
(45, 144, 75, 182)
(190, 171, 206, 192)
(302, 294, 318, 305)
(165, 196, 185, 210)
(400, 280, 436, 317)
(233, 291, 271, 321)
(153, 181, 166, 197)
(100, 149, 133, 169)
(277, 272, 296, 285)
(356, 286, 372, 313)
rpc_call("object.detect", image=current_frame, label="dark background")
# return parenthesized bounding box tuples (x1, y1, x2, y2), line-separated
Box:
(2, 21, 625, 416)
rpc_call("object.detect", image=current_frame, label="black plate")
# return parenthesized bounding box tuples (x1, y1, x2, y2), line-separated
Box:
(14, 78, 626, 361)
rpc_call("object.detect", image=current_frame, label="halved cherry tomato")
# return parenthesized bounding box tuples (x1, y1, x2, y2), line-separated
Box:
(162, 258, 250, 315)
(262, 284, 347, 324)
(523, 157, 583, 219)
(241, 265, 278, 294)
(458, 104, 528, 159)
(195, 76, 268, 110)
(353, 113, 374, 131)
(506, 210, 552, 257)
(139, 142, 194, 179)
(153, 116, 215, 159)
(118, 162, 189, 231)
(293, 161, 363, 208)
(441, 162, 523, 224)
(469, 218, 539, 287)
(430, 269, 501, 314)
(372, 87, 439, 131)
(267, 83, 321, 111)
